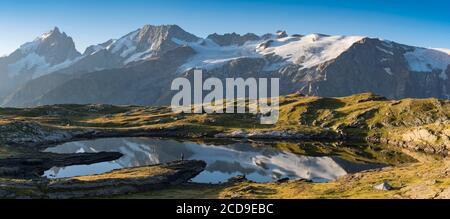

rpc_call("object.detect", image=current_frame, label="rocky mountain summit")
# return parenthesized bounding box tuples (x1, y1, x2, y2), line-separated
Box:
(81, 24, 200, 66)
(0, 27, 81, 100)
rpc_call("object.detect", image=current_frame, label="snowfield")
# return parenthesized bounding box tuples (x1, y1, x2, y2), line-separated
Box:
(7, 52, 82, 79)
(404, 47, 450, 80)
(173, 37, 262, 71)
(174, 34, 365, 72)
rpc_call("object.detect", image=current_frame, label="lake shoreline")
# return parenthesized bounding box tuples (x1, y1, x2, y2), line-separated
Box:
(0, 93, 448, 198)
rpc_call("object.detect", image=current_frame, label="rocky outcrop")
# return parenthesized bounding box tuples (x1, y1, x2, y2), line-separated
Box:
(0, 121, 98, 147)
(0, 27, 81, 101)
(380, 126, 450, 156)
(207, 32, 260, 46)
(276, 30, 288, 38)
(373, 181, 393, 191)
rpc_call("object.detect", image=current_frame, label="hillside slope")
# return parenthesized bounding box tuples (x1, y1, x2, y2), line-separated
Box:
(0, 93, 448, 155)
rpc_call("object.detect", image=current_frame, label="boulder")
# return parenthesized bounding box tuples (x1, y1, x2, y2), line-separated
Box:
(374, 181, 393, 191)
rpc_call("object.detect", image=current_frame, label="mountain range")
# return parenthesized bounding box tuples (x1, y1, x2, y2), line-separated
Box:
(0, 24, 449, 107)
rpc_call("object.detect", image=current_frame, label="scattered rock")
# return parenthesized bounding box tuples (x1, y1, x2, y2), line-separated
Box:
(426, 179, 437, 186)
(227, 175, 248, 184)
(276, 30, 288, 38)
(356, 94, 387, 103)
(257, 40, 273, 49)
(203, 118, 216, 124)
(374, 181, 393, 191)
(276, 177, 290, 183)
(230, 194, 243, 199)
(436, 187, 450, 199)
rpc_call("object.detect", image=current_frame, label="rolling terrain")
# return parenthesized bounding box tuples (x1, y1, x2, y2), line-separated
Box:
(0, 93, 448, 198)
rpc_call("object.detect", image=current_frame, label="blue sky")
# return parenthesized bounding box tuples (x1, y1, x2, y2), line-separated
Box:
(0, 0, 449, 56)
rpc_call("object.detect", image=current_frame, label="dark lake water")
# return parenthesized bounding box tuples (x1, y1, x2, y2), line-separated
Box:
(43, 137, 384, 183)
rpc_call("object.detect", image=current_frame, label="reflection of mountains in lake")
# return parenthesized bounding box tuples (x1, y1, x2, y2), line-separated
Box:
(44, 138, 382, 183)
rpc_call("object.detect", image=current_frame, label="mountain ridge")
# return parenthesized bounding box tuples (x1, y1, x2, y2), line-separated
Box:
(1, 24, 449, 107)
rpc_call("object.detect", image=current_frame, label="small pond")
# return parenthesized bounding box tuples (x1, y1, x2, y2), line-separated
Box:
(43, 137, 385, 183)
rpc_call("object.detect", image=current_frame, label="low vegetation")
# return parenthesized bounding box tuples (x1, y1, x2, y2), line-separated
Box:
(0, 93, 448, 198)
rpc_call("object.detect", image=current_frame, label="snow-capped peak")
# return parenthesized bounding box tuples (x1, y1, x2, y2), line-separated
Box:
(40, 27, 61, 40)
(3, 27, 81, 79)
(103, 24, 200, 64)
(19, 27, 64, 54)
